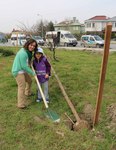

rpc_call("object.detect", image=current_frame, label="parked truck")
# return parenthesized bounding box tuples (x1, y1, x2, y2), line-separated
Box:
(11, 33, 26, 46)
(45, 30, 78, 47)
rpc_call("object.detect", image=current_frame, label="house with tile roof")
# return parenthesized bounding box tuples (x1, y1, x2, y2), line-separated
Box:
(54, 17, 85, 34)
(85, 15, 109, 33)
(108, 16, 116, 32)
(84, 15, 116, 33)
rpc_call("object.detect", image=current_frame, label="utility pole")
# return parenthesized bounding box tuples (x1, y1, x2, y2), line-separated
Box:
(37, 14, 43, 38)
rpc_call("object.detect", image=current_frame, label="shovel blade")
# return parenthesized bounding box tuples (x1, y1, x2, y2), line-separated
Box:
(44, 109, 60, 123)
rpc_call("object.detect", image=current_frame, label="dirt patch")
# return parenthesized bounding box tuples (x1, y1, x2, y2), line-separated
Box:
(0, 63, 5, 70)
(106, 103, 116, 133)
(34, 116, 46, 124)
(63, 115, 74, 130)
(81, 103, 94, 127)
(107, 103, 116, 122)
(63, 112, 91, 131)
(94, 131, 105, 141)
(73, 120, 90, 131)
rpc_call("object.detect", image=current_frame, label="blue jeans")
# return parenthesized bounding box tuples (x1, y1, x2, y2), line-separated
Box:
(37, 81, 49, 101)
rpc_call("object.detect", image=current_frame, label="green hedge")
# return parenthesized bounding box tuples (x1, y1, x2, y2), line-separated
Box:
(0, 48, 15, 56)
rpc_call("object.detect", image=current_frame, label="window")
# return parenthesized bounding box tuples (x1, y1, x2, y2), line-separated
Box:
(114, 22, 116, 27)
(82, 37, 89, 41)
(86, 23, 91, 28)
(90, 37, 94, 41)
(92, 23, 95, 28)
(73, 26, 78, 30)
(11, 37, 17, 40)
(61, 34, 64, 38)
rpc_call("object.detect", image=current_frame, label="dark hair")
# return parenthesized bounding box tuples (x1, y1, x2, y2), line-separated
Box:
(23, 38, 38, 51)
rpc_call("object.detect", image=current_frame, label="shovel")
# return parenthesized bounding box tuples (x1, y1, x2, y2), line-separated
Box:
(31, 65, 60, 123)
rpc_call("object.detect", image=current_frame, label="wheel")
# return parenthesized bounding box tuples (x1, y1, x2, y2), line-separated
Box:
(64, 43, 68, 47)
(96, 44, 100, 48)
(81, 43, 85, 47)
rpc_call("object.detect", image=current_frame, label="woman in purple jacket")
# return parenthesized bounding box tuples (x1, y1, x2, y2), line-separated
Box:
(33, 47, 51, 103)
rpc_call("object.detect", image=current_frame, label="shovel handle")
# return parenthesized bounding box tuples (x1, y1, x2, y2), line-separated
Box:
(31, 64, 48, 108)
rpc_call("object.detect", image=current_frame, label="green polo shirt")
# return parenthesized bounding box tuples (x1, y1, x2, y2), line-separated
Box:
(12, 48, 35, 77)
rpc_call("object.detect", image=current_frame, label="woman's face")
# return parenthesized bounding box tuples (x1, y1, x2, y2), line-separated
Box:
(28, 42, 36, 51)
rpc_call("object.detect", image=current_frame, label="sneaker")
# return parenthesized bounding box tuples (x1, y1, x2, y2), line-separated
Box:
(36, 99, 41, 102)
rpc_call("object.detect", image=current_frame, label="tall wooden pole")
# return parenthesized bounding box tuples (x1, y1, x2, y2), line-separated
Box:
(16, 32, 18, 51)
(93, 23, 112, 125)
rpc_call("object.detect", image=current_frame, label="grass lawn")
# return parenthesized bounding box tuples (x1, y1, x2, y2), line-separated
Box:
(0, 46, 116, 150)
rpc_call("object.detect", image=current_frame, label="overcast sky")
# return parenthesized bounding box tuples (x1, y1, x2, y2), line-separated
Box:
(0, 0, 115, 33)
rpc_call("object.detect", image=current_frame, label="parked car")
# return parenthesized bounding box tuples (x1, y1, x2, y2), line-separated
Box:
(81, 35, 104, 48)
(0, 33, 8, 43)
(32, 36, 45, 46)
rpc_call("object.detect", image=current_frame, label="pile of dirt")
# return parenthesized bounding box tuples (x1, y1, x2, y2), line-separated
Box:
(63, 104, 93, 131)
(73, 120, 90, 131)
(81, 103, 94, 126)
(106, 103, 116, 133)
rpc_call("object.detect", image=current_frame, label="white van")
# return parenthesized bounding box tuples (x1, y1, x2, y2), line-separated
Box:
(46, 30, 78, 47)
(11, 33, 26, 46)
(81, 35, 104, 48)
(32, 35, 45, 46)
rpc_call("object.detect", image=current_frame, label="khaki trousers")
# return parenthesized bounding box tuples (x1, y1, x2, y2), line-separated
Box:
(15, 73, 32, 107)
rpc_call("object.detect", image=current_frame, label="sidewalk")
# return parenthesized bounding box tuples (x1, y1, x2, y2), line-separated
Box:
(56, 46, 116, 53)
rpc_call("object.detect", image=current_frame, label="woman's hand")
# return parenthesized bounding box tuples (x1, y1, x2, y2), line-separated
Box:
(45, 74, 49, 79)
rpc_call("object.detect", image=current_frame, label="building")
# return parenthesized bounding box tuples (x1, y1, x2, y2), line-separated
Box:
(85, 15, 116, 33)
(108, 16, 116, 33)
(11, 29, 25, 35)
(54, 17, 85, 34)
(85, 16, 109, 33)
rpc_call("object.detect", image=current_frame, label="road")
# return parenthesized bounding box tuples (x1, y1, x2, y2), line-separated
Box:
(0, 40, 116, 51)
(77, 41, 116, 50)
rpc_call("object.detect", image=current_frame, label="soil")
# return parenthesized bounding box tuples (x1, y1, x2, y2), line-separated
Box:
(106, 103, 116, 133)
(81, 103, 94, 127)
(63, 103, 94, 131)
(73, 120, 90, 131)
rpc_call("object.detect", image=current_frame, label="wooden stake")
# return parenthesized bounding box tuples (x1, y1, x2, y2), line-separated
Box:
(16, 32, 18, 52)
(51, 65, 81, 122)
(93, 23, 112, 125)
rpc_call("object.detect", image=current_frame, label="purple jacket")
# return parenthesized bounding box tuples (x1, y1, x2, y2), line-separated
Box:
(33, 56, 51, 83)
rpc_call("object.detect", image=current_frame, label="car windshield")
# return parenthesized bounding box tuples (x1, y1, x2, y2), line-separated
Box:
(82, 37, 89, 41)
(34, 36, 42, 40)
(64, 34, 74, 38)
(94, 35, 103, 41)
(18, 37, 26, 40)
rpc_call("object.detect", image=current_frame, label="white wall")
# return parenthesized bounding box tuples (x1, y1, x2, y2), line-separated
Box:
(85, 21, 107, 32)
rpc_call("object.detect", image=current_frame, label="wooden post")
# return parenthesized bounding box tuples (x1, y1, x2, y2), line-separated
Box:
(93, 23, 112, 125)
(16, 32, 18, 51)
(51, 65, 81, 122)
